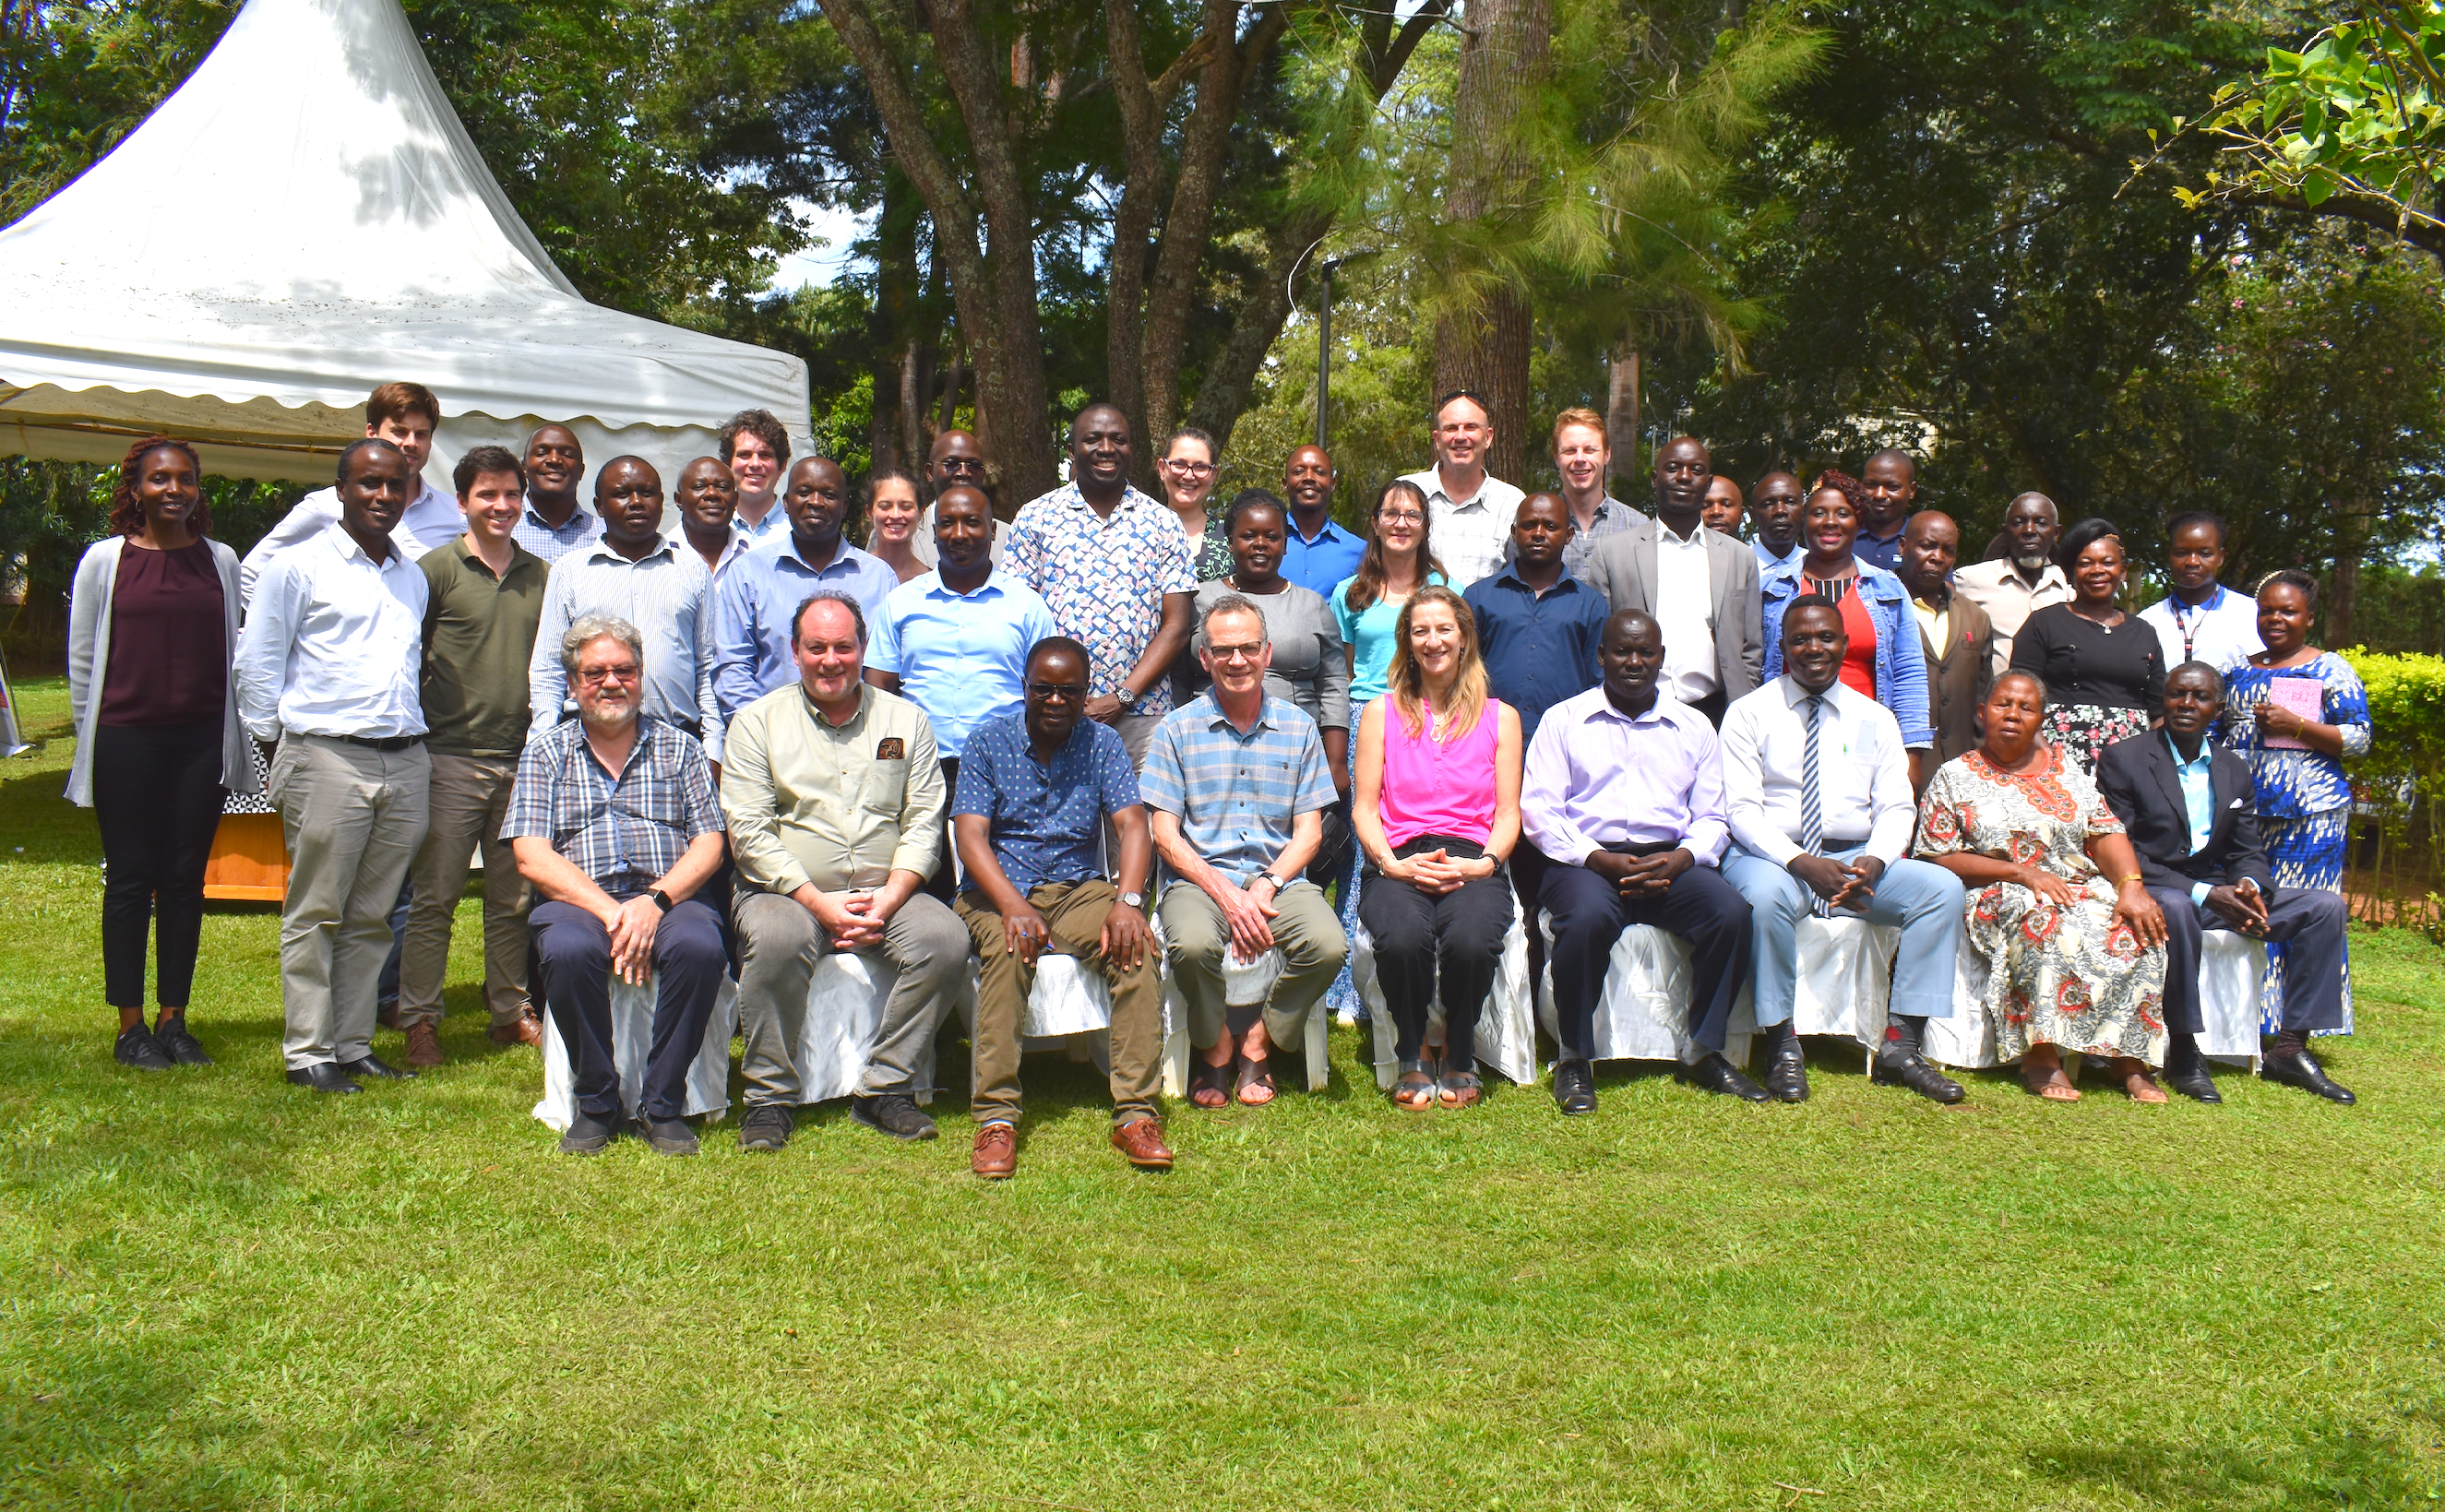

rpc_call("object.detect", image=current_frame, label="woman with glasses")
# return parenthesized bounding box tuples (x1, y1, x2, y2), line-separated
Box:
(1155, 426, 1232, 581)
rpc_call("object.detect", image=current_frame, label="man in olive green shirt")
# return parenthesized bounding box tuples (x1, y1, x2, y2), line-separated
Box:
(398, 446, 552, 1065)
(720, 589, 969, 1150)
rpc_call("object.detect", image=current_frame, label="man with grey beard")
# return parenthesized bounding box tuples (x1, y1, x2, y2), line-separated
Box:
(1950, 491, 2071, 677)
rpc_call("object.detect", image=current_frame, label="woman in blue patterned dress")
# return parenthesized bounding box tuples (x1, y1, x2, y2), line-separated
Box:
(2220, 570, 2370, 1037)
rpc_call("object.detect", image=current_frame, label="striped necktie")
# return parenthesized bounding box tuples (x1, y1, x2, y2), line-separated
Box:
(1801, 693, 1828, 917)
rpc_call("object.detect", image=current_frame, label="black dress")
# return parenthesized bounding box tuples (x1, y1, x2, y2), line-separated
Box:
(2009, 603, 2166, 775)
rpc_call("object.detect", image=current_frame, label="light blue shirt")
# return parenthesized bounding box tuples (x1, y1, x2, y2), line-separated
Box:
(525, 535, 722, 759)
(511, 501, 600, 564)
(733, 504, 788, 545)
(1754, 537, 1803, 572)
(2166, 732, 2218, 907)
(712, 535, 903, 721)
(868, 570, 1059, 758)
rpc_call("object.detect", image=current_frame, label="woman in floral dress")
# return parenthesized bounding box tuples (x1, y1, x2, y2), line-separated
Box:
(2221, 569, 2371, 1037)
(1916, 671, 2173, 1101)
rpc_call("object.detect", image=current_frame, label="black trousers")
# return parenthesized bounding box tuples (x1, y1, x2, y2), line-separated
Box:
(92, 720, 226, 1009)
(2147, 884, 2349, 1036)
(531, 897, 726, 1121)
(1358, 837, 1516, 1064)
(1543, 851, 1751, 1060)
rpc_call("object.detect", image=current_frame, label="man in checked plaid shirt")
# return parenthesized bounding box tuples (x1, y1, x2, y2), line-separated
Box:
(507, 614, 729, 1157)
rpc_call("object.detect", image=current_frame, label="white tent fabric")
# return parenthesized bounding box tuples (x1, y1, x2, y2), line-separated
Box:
(0, 0, 811, 489)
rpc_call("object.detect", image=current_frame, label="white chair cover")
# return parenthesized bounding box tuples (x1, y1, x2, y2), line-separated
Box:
(1734, 916, 1901, 1047)
(1923, 927, 2266, 1070)
(1535, 922, 1759, 1068)
(532, 973, 736, 1131)
(1356, 918, 1538, 1089)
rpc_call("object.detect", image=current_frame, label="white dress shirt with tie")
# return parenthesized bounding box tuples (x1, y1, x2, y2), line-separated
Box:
(233, 522, 428, 742)
(1718, 676, 1916, 867)
(1650, 519, 1720, 705)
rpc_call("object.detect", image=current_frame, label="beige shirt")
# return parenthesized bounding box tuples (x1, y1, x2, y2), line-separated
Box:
(720, 682, 943, 896)
(1951, 558, 2071, 678)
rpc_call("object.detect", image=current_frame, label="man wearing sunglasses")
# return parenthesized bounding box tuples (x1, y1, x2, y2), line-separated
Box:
(951, 637, 1169, 1177)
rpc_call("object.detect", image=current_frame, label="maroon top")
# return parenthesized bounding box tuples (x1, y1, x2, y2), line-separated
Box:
(99, 541, 227, 727)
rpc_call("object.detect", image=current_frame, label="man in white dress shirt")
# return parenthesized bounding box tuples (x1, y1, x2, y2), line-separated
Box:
(1719, 596, 1968, 1105)
(1399, 389, 1524, 588)
(234, 440, 432, 1095)
(1580, 435, 1763, 725)
(240, 382, 465, 605)
(2136, 511, 2263, 673)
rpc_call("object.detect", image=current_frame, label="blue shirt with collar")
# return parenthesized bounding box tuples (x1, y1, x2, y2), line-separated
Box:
(1855, 522, 1906, 574)
(951, 714, 1142, 894)
(867, 569, 1059, 758)
(2165, 732, 2219, 907)
(1280, 513, 1366, 600)
(710, 533, 902, 720)
(1462, 560, 1607, 745)
(1754, 537, 1803, 573)
(511, 501, 599, 564)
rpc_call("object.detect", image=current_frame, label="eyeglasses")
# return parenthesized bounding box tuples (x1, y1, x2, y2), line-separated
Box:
(1206, 641, 1266, 663)
(1026, 682, 1090, 702)
(1378, 510, 1425, 526)
(1162, 459, 1215, 476)
(936, 458, 985, 476)
(576, 664, 640, 685)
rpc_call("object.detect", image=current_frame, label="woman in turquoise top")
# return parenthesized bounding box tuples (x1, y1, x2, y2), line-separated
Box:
(1332, 479, 1449, 705)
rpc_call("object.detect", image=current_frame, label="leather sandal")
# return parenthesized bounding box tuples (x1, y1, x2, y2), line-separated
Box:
(1233, 1054, 1277, 1107)
(1188, 1056, 1232, 1110)
(1392, 1060, 1437, 1111)
(1437, 1068, 1484, 1108)
(2020, 1054, 2081, 1102)
(2117, 1058, 2167, 1104)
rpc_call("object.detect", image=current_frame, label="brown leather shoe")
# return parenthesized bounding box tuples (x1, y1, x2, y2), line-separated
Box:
(489, 1010, 544, 1048)
(1109, 1116, 1174, 1171)
(402, 1021, 444, 1068)
(972, 1122, 1017, 1179)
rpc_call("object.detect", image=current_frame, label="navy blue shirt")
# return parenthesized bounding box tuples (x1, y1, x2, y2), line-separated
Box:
(951, 714, 1142, 893)
(1280, 515, 1367, 601)
(1463, 563, 1607, 745)
(1855, 523, 1905, 575)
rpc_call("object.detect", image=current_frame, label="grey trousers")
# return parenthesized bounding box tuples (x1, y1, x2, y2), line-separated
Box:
(734, 887, 970, 1104)
(271, 734, 431, 1069)
(398, 753, 530, 1028)
(1161, 878, 1349, 1050)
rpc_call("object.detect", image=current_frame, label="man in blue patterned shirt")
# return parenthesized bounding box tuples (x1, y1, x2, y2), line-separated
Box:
(507, 615, 729, 1158)
(951, 637, 1169, 1178)
(1002, 404, 1196, 768)
(1142, 595, 1349, 1111)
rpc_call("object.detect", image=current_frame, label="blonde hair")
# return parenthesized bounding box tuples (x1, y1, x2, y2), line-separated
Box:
(1384, 585, 1489, 743)
(1551, 407, 1607, 453)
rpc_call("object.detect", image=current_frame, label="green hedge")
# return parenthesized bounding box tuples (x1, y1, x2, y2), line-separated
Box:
(2339, 649, 2445, 929)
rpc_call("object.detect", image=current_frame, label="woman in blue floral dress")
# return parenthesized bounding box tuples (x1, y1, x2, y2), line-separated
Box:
(2220, 570, 2370, 1036)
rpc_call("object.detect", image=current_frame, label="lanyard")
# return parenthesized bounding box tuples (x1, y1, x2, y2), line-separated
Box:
(2168, 587, 2220, 663)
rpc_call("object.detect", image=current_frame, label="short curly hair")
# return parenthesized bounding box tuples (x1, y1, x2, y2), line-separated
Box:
(109, 436, 212, 539)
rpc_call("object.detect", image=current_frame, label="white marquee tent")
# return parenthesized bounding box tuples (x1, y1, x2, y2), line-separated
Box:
(0, 0, 813, 492)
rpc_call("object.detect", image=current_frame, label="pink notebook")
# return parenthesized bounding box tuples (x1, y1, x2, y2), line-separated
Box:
(2260, 675, 2323, 750)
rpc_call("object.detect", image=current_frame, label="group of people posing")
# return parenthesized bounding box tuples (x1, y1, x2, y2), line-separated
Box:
(65, 383, 2368, 1178)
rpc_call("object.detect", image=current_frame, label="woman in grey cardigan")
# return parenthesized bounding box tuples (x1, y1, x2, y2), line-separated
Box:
(66, 437, 257, 1071)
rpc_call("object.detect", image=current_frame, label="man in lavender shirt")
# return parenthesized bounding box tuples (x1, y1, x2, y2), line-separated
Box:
(1522, 609, 1762, 1114)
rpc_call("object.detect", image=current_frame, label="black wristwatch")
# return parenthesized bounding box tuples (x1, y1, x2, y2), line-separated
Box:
(647, 888, 674, 913)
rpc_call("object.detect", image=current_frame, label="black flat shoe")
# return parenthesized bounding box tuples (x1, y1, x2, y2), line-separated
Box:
(285, 1063, 363, 1094)
(114, 1025, 175, 1071)
(2165, 1065, 2222, 1104)
(1677, 1053, 1771, 1103)
(1552, 1058, 1597, 1115)
(2262, 1048, 2356, 1104)
(153, 1018, 213, 1066)
(1764, 1048, 1809, 1103)
(643, 1117, 699, 1156)
(559, 1109, 622, 1155)
(1871, 1054, 1967, 1105)
(337, 1054, 415, 1081)
(852, 1093, 939, 1141)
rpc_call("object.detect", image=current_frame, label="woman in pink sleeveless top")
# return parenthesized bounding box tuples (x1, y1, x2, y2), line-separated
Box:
(1351, 585, 1523, 1109)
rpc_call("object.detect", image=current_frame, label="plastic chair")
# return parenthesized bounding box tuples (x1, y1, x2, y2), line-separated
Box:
(1534, 922, 1759, 1069)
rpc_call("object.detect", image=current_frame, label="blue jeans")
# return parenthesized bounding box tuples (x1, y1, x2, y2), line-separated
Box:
(1721, 844, 1963, 1029)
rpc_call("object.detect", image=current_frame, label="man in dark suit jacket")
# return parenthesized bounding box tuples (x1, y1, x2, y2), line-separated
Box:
(1898, 511, 1994, 772)
(1581, 435, 1761, 724)
(2095, 662, 2355, 1106)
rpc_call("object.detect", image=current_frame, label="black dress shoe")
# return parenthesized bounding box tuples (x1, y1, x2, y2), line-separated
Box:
(852, 1093, 939, 1141)
(286, 1063, 363, 1094)
(643, 1117, 699, 1156)
(114, 1025, 175, 1071)
(2165, 1065, 2222, 1104)
(1871, 1054, 1967, 1104)
(1764, 1048, 1809, 1103)
(2262, 1048, 2356, 1104)
(153, 1018, 214, 1066)
(1552, 1059, 1597, 1116)
(738, 1103, 794, 1151)
(559, 1108, 623, 1155)
(337, 1054, 415, 1081)
(1678, 1053, 1771, 1102)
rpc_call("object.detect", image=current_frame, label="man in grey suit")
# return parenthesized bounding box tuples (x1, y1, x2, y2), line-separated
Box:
(1580, 435, 1761, 725)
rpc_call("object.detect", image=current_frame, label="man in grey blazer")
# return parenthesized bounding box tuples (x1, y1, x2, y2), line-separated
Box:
(1580, 435, 1762, 725)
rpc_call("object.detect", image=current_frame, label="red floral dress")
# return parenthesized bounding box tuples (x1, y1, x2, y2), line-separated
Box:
(1914, 747, 2169, 1066)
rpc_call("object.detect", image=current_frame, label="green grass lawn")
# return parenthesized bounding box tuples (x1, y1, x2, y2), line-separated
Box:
(1, 675, 2439, 1510)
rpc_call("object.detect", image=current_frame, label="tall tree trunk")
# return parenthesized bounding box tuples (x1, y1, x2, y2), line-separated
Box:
(1101, 0, 1167, 476)
(870, 168, 921, 473)
(900, 343, 926, 472)
(2331, 497, 2371, 648)
(1430, 0, 1550, 487)
(1607, 333, 1641, 494)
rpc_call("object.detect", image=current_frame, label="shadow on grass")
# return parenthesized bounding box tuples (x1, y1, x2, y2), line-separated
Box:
(0, 761, 99, 867)
(2029, 1416, 2441, 1506)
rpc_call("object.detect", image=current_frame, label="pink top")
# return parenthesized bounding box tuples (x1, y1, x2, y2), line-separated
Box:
(1375, 695, 1506, 849)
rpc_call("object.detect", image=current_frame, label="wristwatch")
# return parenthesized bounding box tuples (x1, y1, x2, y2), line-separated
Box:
(1115, 683, 1143, 710)
(1119, 890, 1146, 909)
(647, 888, 674, 913)
(1255, 871, 1288, 892)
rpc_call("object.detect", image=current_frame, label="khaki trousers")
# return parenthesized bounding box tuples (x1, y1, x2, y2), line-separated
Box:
(956, 879, 1163, 1126)
(272, 735, 430, 1068)
(1161, 878, 1348, 1051)
(398, 753, 530, 1028)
